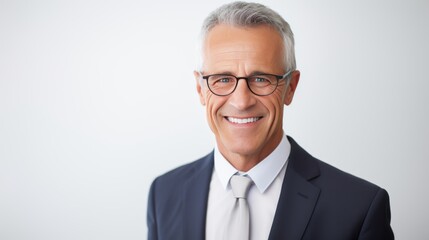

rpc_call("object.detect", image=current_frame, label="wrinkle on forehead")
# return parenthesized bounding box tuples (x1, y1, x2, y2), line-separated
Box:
(202, 24, 285, 75)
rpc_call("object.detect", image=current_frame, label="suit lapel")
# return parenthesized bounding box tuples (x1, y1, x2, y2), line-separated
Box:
(178, 138, 320, 239)
(268, 137, 321, 240)
(182, 152, 214, 240)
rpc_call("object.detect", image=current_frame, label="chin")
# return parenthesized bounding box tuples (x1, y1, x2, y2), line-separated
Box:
(225, 141, 261, 157)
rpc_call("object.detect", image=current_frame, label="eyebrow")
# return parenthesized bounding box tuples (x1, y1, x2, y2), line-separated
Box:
(204, 70, 274, 76)
(249, 71, 273, 75)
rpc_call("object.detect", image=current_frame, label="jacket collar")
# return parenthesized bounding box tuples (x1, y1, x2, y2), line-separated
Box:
(268, 136, 321, 240)
(180, 136, 321, 240)
(182, 152, 214, 240)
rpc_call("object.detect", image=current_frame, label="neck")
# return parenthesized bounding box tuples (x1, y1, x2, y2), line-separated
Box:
(222, 152, 263, 172)
(216, 133, 284, 172)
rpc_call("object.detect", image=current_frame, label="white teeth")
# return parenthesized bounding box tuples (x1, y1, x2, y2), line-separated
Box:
(227, 117, 260, 124)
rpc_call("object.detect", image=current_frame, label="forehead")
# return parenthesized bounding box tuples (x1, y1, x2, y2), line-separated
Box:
(202, 24, 285, 74)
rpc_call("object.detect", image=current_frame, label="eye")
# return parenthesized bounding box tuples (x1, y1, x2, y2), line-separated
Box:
(250, 75, 274, 85)
(209, 75, 235, 85)
(254, 77, 268, 82)
(219, 77, 231, 83)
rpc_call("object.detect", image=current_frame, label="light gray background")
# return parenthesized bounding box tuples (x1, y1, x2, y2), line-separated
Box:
(1, 0, 428, 239)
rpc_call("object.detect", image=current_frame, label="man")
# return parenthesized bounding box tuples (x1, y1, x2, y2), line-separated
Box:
(147, 2, 394, 240)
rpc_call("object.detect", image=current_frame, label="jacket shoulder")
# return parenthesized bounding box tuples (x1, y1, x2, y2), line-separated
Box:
(151, 152, 214, 189)
(287, 137, 393, 239)
(316, 159, 380, 191)
(288, 136, 381, 193)
(147, 152, 214, 240)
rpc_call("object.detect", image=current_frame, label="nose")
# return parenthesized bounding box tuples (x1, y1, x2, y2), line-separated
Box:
(228, 79, 257, 110)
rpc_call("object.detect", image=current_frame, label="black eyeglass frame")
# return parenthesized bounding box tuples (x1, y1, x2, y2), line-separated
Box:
(201, 70, 293, 96)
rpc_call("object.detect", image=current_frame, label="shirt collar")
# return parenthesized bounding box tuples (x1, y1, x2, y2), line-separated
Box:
(214, 134, 291, 193)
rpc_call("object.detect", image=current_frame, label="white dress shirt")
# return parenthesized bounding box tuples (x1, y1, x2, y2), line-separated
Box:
(205, 135, 291, 240)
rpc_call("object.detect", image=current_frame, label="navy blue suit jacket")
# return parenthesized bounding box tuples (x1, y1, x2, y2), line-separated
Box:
(147, 137, 394, 239)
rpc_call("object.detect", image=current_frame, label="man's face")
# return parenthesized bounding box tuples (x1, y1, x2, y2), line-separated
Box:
(195, 24, 299, 170)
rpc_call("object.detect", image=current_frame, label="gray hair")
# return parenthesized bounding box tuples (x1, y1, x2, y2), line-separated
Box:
(196, 1, 296, 72)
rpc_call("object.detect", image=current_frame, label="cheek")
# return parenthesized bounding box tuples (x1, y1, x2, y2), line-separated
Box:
(264, 91, 286, 121)
(204, 93, 223, 123)
(274, 87, 287, 102)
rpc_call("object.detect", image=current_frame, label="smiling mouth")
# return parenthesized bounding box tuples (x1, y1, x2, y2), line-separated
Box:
(226, 117, 262, 124)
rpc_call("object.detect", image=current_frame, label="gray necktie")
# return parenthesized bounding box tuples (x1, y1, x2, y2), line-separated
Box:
(225, 175, 253, 240)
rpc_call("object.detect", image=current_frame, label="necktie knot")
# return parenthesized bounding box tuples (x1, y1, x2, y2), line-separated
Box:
(230, 175, 252, 199)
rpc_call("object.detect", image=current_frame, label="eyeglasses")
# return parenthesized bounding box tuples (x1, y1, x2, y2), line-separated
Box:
(201, 70, 292, 96)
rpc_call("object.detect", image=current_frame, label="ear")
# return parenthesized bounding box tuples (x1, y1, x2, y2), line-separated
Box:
(284, 70, 300, 105)
(194, 71, 206, 106)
